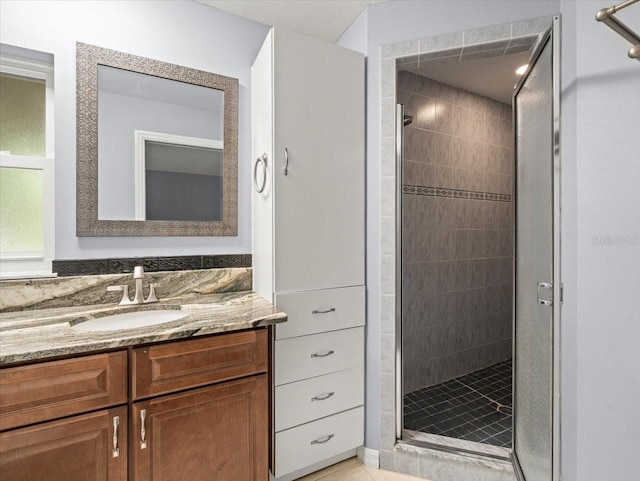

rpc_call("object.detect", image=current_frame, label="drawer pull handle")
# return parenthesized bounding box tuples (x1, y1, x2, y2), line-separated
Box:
(311, 350, 335, 358)
(311, 434, 335, 445)
(312, 307, 336, 315)
(140, 409, 147, 450)
(112, 416, 120, 458)
(311, 392, 335, 402)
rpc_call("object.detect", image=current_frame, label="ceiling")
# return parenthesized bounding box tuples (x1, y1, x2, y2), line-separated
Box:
(404, 51, 532, 104)
(196, 0, 383, 43)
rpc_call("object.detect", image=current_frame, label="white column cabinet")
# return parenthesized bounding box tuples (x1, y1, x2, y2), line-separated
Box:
(252, 28, 365, 481)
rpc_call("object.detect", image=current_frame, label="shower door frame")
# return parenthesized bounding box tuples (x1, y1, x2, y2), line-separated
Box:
(388, 15, 562, 481)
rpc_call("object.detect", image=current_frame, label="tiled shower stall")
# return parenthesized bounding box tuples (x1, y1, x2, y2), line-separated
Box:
(398, 72, 514, 395)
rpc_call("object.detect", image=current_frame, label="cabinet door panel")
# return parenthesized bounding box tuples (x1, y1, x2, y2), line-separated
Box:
(0, 406, 127, 481)
(0, 351, 127, 430)
(133, 375, 267, 481)
(273, 29, 364, 292)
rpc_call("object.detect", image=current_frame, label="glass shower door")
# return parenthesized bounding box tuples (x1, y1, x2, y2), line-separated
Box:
(512, 21, 559, 481)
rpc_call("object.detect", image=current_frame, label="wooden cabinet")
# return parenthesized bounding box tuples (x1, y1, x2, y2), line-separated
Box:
(0, 328, 269, 481)
(132, 376, 267, 481)
(252, 28, 365, 481)
(0, 406, 127, 481)
(132, 332, 268, 481)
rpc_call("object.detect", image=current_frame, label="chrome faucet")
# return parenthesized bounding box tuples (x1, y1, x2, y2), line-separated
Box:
(107, 266, 159, 306)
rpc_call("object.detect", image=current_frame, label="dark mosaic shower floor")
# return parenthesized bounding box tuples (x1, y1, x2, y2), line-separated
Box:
(404, 360, 513, 448)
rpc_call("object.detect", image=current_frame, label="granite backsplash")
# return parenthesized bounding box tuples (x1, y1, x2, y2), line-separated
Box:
(0, 268, 252, 313)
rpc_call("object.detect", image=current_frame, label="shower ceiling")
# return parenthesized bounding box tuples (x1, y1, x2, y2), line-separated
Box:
(401, 51, 531, 104)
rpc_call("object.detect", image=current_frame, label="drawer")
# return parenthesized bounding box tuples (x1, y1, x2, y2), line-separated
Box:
(0, 351, 127, 431)
(274, 327, 363, 386)
(275, 406, 364, 477)
(275, 286, 364, 340)
(132, 329, 267, 399)
(275, 368, 363, 432)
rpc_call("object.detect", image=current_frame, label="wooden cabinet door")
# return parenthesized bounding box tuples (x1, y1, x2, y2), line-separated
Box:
(133, 375, 268, 481)
(0, 406, 127, 481)
(272, 29, 365, 293)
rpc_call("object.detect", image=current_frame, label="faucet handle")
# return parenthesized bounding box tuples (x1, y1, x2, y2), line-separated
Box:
(107, 285, 133, 305)
(144, 283, 159, 304)
(133, 265, 144, 279)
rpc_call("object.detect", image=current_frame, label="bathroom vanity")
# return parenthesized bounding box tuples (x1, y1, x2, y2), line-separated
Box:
(0, 278, 286, 481)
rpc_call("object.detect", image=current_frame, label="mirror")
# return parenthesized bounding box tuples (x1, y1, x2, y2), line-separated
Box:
(76, 43, 238, 236)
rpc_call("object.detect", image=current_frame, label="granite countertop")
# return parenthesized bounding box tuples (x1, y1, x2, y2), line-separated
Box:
(0, 291, 286, 365)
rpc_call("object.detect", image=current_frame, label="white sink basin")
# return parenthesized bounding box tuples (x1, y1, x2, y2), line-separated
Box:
(71, 310, 189, 332)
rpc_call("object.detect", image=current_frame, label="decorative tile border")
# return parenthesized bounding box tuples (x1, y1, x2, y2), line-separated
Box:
(404, 184, 512, 202)
(53, 254, 252, 277)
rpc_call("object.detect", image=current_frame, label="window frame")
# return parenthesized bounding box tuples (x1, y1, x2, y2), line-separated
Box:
(0, 54, 55, 279)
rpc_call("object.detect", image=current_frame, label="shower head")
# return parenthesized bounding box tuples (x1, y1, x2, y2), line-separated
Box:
(403, 114, 414, 126)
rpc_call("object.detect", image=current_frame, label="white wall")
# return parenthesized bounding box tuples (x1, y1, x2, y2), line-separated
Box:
(0, 0, 269, 259)
(569, 2, 640, 480)
(337, 7, 369, 56)
(559, 3, 578, 480)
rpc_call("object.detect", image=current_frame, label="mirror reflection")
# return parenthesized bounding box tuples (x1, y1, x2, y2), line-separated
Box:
(96, 65, 224, 222)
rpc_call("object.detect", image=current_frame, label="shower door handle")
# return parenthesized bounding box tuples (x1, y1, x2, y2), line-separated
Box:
(537, 282, 553, 306)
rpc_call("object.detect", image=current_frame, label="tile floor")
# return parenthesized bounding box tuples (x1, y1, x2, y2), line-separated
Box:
(299, 457, 429, 481)
(404, 360, 513, 448)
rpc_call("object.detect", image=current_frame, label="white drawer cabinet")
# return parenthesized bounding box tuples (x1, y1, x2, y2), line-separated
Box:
(274, 328, 364, 386)
(252, 27, 364, 481)
(275, 407, 364, 477)
(275, 368, 364, 432)
(275, 286, 365, 340)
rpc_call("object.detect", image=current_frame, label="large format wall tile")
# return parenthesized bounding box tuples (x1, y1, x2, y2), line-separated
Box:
(399, 72, 514, 390)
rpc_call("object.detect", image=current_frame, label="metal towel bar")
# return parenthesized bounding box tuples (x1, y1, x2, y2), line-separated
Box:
(596, 0, 640, 60)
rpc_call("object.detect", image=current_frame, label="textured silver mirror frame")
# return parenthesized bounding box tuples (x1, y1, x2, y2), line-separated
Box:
(76, 42, 238, 236)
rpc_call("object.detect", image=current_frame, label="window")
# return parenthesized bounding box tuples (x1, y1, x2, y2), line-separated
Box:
(0, 52, 54, 279)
